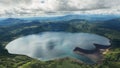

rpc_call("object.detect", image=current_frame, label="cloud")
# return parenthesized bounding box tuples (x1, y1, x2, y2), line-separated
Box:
(0, 0, 120, 17)
(5, 32, 110, 62)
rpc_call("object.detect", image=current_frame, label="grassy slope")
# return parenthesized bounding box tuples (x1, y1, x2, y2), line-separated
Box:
(0, 19, 120, 68)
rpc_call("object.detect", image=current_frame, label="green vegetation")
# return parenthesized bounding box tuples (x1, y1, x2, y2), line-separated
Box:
(0, 19, 120, 68)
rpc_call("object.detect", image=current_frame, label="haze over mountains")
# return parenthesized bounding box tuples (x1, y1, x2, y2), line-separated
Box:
(0, 13, 120, 67)
(0, 14, 120, 26)
(0, 0, 120, 68)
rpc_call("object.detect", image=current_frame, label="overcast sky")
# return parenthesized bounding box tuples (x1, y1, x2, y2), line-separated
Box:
(0, 0, 120, 17)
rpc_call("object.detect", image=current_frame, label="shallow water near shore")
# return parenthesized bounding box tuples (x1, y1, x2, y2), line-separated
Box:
(5, 32, 110, 64)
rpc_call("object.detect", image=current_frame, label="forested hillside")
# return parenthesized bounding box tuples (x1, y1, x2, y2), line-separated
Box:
(0, 18, 120, 68)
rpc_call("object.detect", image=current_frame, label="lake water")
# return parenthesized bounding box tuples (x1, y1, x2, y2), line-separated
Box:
(5, 32, 110, 64)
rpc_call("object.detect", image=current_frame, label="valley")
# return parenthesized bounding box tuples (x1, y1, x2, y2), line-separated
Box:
(0, 17, 120, 68)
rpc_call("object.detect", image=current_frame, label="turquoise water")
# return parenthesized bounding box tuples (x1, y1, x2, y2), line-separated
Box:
(5, 32, 110, 64)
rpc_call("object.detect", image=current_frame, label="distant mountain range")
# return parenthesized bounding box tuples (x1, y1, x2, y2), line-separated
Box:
(21, 14, 120, 22)
(0, 18, 28, 26)
(0, 14, 120, 26)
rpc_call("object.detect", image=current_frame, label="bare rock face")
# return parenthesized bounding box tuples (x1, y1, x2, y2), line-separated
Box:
(73, 44, 111, 63)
